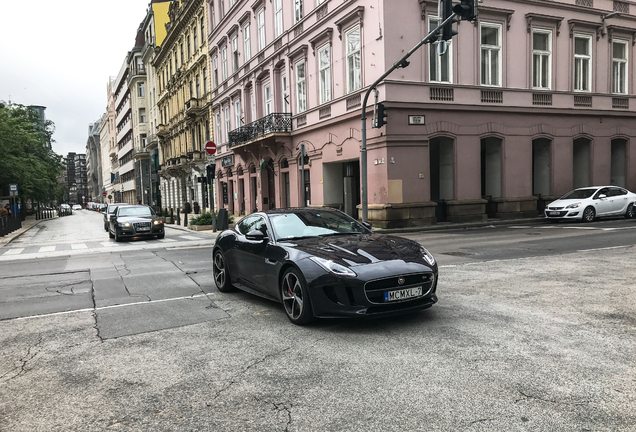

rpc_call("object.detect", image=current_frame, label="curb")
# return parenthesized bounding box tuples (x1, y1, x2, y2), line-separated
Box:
(373, 217, 547, 234)
(0, 219, 43, 247)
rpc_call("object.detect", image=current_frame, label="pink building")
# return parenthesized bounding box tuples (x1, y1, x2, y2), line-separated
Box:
(207, 0, 636, 227)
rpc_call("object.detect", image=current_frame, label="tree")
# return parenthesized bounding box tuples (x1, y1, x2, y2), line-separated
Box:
(0, 102, 63, 204)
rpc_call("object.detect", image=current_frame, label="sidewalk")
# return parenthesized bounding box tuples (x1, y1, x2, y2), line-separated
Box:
(0, 215, 41, 247)
(163, 212, 220, 235)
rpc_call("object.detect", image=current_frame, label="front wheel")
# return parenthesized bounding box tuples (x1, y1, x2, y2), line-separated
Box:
(582, 206, 596, 223)
(213, 250, 234, 292)
(280, 268, 314, 326)
(625, 203, 634, 219)
(157, 232, 165, 239)
(114, 229, 121, 242)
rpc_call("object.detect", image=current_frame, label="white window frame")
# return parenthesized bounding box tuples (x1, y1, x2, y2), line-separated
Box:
(532, 29, 552, 90)
(234, 99, 242, 128)
(480, 22, 502, 87)
(573, 34, 592, 92)
(224, 106, 231, 142)
(243, 23, 251, 62)
(196, 75, 201, 98)
(213, 56, 219, 87)
(222, 46, 228, 81)
(264, 84, 272, 115)
(294, 0, 304, 24)
(612, 39, 628, 95)
(318, 44, 331, 104)
(345, 25, 362, 94)
(295, 59, 307, 113)
(215, 112, 222, 144)
(429, 17, 452, 83)
(274, 0, 283, 38)
(281, 74, 288, 112)
(251, 90, 256, 122)
(257, 8, 265, 51)
(203, 68, 208, 94)
(232, 36, 239, 73)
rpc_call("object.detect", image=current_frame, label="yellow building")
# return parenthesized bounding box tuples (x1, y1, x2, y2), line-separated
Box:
(154, 0, 214, 212)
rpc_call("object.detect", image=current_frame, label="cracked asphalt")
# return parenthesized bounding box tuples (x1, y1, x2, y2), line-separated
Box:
(1, 220, 636, 431)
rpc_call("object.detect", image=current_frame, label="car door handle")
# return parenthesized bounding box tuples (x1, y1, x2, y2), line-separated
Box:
(265, 258, 277, 265)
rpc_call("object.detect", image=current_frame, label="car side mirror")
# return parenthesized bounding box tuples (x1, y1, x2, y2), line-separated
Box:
(599, 194, 607, 199)
(362, 221, 372, 230)
(246, 230, 267, 241)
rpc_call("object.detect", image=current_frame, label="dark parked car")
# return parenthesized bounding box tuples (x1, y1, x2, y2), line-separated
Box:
(212, 208, 438, 325)
(103, 203, 130, 231)
(108, 205, 164, 241)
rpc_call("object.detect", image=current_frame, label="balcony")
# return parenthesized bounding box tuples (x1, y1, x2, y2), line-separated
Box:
(132, 145, 150, 160)
(185, 98, 204, 117)
(229, 113, 292, 148)
(127, 64, 146, 84)
(157, 124, 169, 138)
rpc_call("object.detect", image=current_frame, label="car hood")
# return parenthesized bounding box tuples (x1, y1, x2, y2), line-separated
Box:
(117, 216, 155, 223)
(281, 233, 427, 267)
(547, 198, 588, 208)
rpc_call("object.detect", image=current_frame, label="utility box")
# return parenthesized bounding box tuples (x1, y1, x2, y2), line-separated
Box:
(217, 208, 229, 231)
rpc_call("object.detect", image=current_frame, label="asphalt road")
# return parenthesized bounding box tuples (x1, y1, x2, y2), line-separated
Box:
(0, 212, 635, 431)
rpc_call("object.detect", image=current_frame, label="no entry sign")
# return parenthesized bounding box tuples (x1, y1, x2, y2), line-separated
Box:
(205, 141, 217, 155)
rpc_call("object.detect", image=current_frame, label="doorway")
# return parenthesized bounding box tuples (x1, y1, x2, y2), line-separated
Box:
(532, 138, 551, 196)
(573, 138, 591, 188)
(610, 139, 627, 187)
(430, 137, 454, 221)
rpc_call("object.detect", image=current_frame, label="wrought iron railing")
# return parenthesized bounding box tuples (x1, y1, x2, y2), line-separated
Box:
(229, 113, 292, 148)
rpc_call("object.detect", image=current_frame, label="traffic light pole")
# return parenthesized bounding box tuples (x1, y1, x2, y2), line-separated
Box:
(360, 13, 457, 223)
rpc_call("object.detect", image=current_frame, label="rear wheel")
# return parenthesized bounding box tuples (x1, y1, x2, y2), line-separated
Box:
(582, 206, 596, 223)
(114, 228, 121, 242)
(280, 268, 314, 326)
(625, 203, 634, 219)
(213, 250, 234, 292)
(104, 223, 108, 231)
(108, 228, 114, 239)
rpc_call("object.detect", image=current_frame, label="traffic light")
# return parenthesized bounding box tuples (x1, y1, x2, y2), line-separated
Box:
(206, 164, 216, 183)
(442, 0, 458, 41)
(373, 103, 388, 128)
(453, 0, 477, 21)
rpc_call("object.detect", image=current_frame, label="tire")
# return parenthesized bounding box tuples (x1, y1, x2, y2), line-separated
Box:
(625, 203, 634, 219)
(213, 249, 234, 292)
(108, 229, 114, 239)
(157, 232, 165, 239)
(280, 268, 314, 326)
(104, 223, 108, 231)
(582, 206, 596, 223)
(114, 228, 121, 242)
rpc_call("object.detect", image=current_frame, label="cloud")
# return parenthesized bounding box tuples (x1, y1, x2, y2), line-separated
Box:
(0, 0, 151, 156)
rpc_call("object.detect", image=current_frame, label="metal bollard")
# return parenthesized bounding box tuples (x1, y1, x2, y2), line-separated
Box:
(176, 208, 181, 225)
(184, 212, 188, 227)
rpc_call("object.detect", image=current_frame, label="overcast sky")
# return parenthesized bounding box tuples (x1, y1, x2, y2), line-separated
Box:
(0, 0, 152, 157)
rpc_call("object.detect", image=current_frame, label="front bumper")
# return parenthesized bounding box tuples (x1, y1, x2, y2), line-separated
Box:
(544, 209, 581, 219)
(307, 267, 439, 319)
(116, 225, 164, 238)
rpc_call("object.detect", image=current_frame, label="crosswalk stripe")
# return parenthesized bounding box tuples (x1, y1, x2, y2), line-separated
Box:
(180, 235, 201, 240)
(3, 248, 25, 255)
(71, 244, 88, 250)
(101, 242, 117, 247)
(159, 238, 177, 242)
(38, 246, 55, 252)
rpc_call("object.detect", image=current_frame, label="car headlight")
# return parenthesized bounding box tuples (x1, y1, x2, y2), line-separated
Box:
(310, 257, 357, 277)
(119, 222, 131, 227)
(420, 247, 436, 266)
(153, 220, 162, 225)
(565, 202, 581, 209)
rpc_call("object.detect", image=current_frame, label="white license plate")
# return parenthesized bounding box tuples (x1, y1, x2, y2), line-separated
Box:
(548, 211, 559, 216)
(137, 227, 150, 232)
(384, 286, 422, 302)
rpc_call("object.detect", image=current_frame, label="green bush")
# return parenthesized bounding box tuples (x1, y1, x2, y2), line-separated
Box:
(189, 211, 215, 226)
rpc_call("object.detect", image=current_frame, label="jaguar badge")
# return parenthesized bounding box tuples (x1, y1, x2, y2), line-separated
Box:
(397, 277, 405, 285)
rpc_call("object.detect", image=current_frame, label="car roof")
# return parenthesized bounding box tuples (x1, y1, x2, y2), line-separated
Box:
(259, 207, 342, 216)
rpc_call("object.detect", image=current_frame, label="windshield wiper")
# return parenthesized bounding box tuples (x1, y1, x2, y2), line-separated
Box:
(277, 236, 317, 242)
(318, 232, 358, 237)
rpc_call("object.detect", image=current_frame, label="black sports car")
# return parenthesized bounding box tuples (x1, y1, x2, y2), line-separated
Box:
(212, 208, 438, 325)
(108, 205, 165, 241)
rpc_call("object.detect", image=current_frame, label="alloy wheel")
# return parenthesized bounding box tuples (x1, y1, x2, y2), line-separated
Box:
(213, 252, 226, 288)
(281, 272, 304, 321)
(583, 207, 595, 223)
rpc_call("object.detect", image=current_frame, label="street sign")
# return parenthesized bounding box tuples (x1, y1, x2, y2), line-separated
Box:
(9, 184, 17, 192)
(102, 192, 107, 197)
(205, 141, 217, 155)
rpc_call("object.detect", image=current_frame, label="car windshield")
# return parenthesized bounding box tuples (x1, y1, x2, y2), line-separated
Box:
(108, 205, 122, 214)
(560, 189, 596, 199)
(118, 207, 152, 217)
(270, 211, 369, 240)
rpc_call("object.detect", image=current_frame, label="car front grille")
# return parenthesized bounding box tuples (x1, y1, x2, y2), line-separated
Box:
(547, 206, 564, 210)
(545, 211, 568, 217)
(133, 222, 152, 229)
(364, 273, 435, 304)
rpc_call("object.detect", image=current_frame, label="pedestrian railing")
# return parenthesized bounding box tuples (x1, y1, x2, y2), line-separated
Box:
(0, 215, 21, 238)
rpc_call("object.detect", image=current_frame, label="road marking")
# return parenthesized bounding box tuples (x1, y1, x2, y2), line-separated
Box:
(101, 242, 117, 247)
(159, 238, 177, 242)
(10, 293, 211, 321)
(134, 241, 148, 244)
(577, 245, 631, 252)
(71, 244, 88, 250)
(3, 248, 25, 255)
(180, 235, 201, 240)
(38, 246, 55, 253)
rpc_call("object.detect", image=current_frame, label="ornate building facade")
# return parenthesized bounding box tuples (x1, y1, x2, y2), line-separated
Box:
(154, 0, 214, 213)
